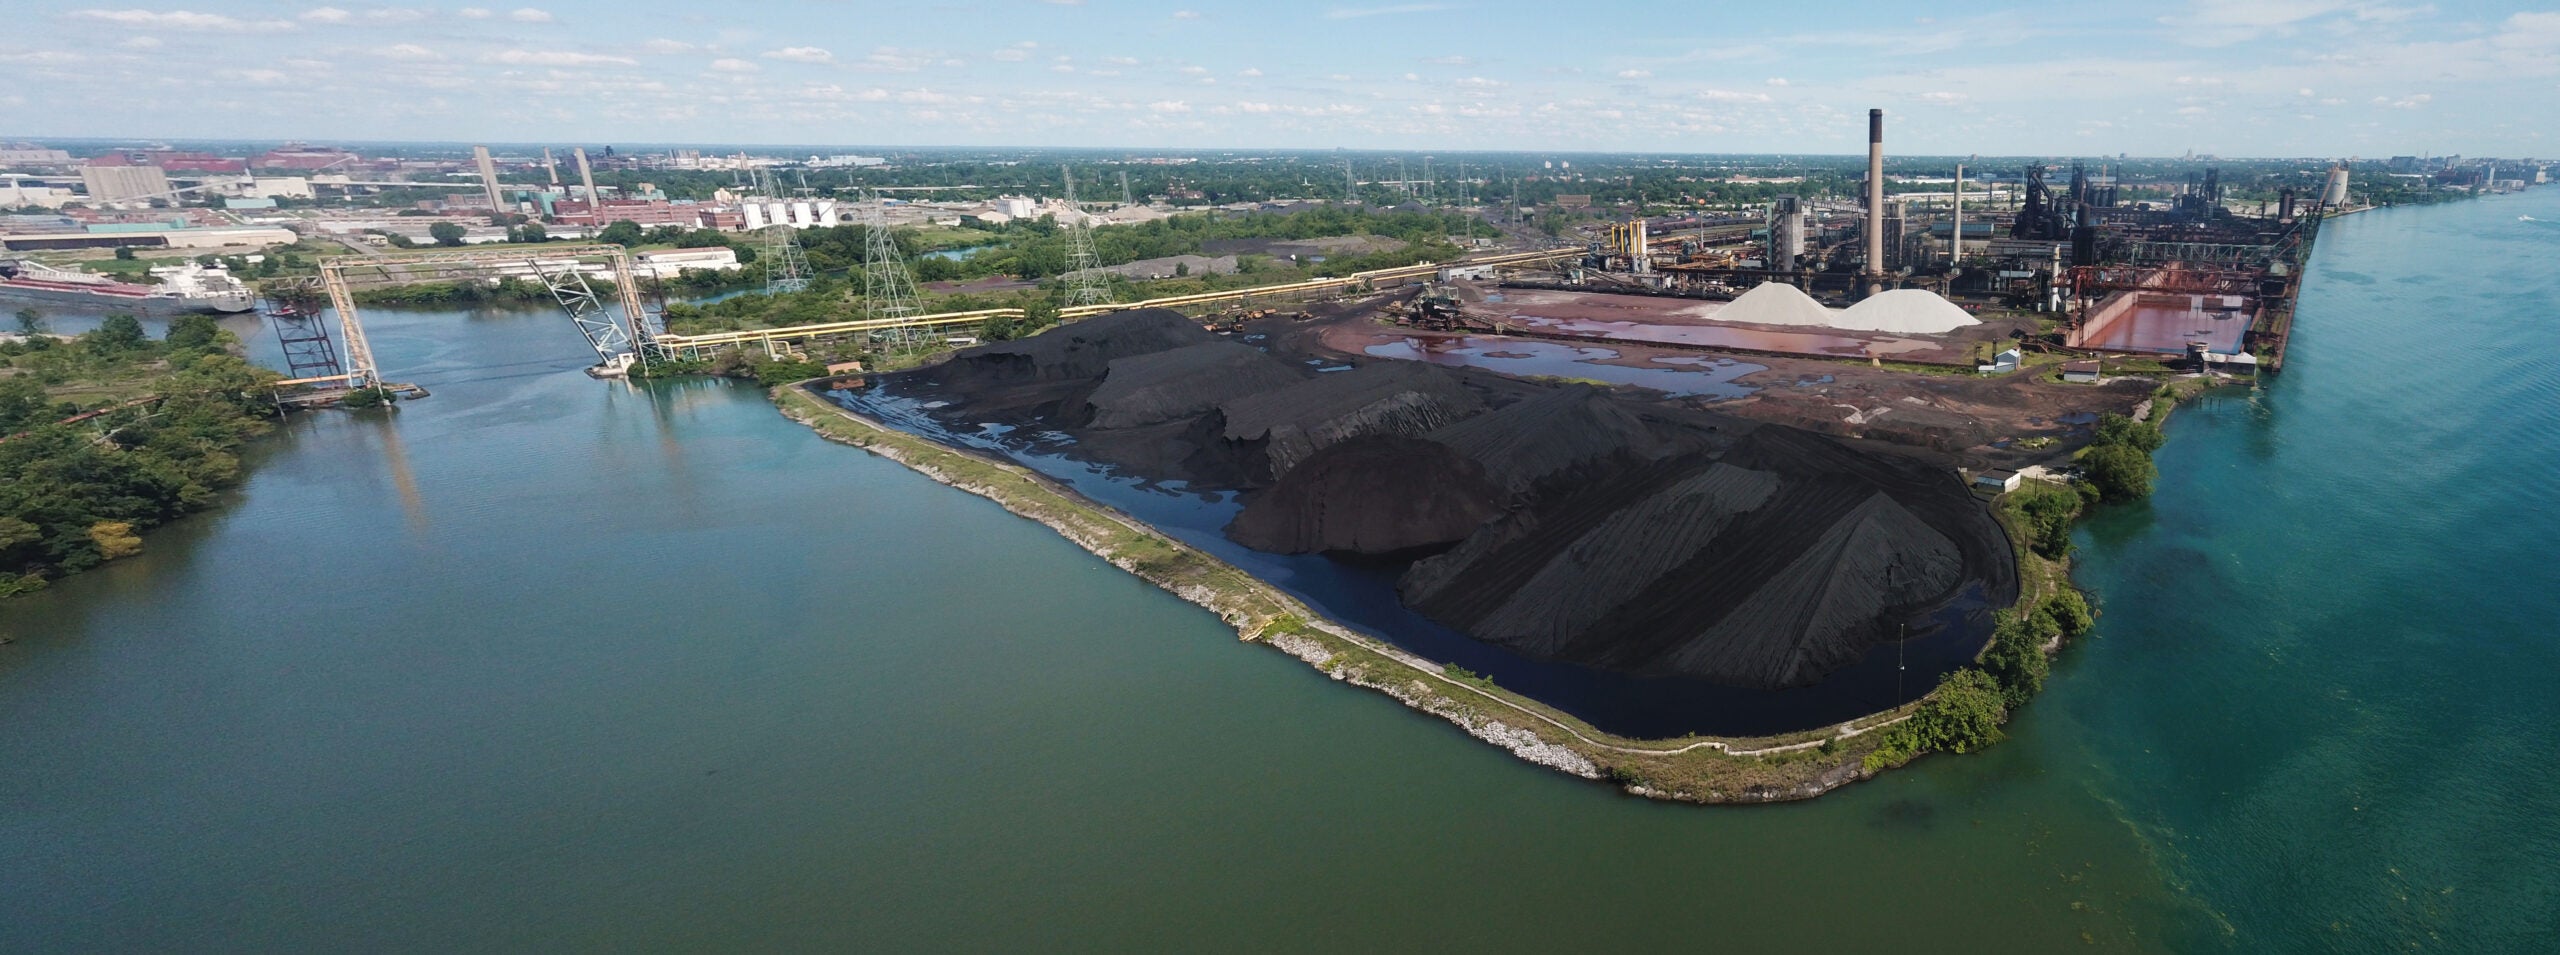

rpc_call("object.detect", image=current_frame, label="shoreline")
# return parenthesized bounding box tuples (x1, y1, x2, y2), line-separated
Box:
(771, 382, 1989, 803)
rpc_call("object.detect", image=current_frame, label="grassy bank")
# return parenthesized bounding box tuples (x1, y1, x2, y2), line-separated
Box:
(773, 384, 1942, 803)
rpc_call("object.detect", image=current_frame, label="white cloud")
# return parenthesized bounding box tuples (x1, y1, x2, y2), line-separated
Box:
(508, 7, 552, 22)
(992, 48, 1029, 61)
(1766, 77, 1789, 86)
(0, 50, 85, 63)
(1239, 67, 1262, 77)
(1178, 65, 1208, 75)
(378, 42, 440, 60)
(302, 6, 351, 23)
(1917, 90, 1968, 104)
(66, 9, 295, 31)
(861, 47, 938, 71)
(1104, 55, 1138, 66)
(119, 35, 162, 49)
(640, 39, 696, 54)
(2373, 92, 2431, 108)
(709, 57, 759, 73)
(1149, 99, 1191, 113)
(458, 7, 490, 18)
(1616, 69, 1651, 79)
(1419, 55, 1473, 66)
(1698, 88, 1773, 103)
(483, 49, 634, 66)
(1455, 75, 1504, 88)
(1171, 9, 1201, 18)
(765, 46, 835, 63)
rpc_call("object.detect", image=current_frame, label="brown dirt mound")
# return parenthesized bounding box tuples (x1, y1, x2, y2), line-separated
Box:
(1225, 434, 1506, 555)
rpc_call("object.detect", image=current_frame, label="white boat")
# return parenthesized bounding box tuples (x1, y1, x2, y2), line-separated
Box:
(0, 259, 254, 315)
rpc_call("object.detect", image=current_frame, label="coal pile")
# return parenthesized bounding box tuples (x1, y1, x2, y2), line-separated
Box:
(1226, 435, 1505, 554)
(877, 309, 2016, 693)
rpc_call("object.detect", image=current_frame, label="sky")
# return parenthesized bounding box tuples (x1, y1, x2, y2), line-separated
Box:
(2, 1, 2556, 157)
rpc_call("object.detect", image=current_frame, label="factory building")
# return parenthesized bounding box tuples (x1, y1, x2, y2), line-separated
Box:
(79, 163, 172, 205)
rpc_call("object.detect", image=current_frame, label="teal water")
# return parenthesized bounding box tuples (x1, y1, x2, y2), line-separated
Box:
(2056, 189, 2560, 949)
(0, 190, 2551, 951)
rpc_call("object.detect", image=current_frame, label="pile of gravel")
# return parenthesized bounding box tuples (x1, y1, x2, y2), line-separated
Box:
(1219, 362, 1486, 479)
(1225, 435, 1505, 554)
(1713, 282, 1981, 335)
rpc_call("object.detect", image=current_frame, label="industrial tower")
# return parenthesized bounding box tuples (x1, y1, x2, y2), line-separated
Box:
(258, 277, 343, 382)
(1059, 166, 1111, 308)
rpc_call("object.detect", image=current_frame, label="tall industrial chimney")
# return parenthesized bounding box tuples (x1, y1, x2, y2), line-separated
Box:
(573, 147, 602, 212)
(1865, 109, 1885, 281)
(473, 145, 504, 212)
(542, 147, 562, 189)
(1951, 162, 1965, 265)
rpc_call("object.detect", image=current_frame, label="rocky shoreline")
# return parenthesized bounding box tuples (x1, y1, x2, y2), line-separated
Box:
(771, 382, 1955, 804)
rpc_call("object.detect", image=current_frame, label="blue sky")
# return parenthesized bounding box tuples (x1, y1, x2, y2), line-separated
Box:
(3, 1, 2555, 156)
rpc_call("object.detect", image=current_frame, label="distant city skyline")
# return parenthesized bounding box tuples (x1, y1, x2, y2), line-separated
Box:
(3, 1, 2555, 157)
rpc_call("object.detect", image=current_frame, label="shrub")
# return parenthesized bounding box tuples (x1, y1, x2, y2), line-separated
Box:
(2093, 413, 2165, 452)
(2082, 443, 2157, 501)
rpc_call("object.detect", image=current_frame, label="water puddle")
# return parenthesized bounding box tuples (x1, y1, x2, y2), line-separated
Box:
(1366, 336, 1762, 399)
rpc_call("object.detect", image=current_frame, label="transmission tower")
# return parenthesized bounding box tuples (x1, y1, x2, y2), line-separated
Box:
(259, 277, 342, 381)
(1119, 170, 1133, 206)
(1059, 165, 1111, 308)
(859, 191, 927, 348)
(754, 169, 810, 295)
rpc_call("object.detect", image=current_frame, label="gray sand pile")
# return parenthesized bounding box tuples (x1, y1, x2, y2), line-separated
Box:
(1225, 435, 1505, 554)
(1082, 341, 1307, 429)
(1219, 362, 1486, 478)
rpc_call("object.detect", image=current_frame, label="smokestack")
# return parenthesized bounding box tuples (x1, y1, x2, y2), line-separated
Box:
(573, 147, 601, 212)
(1951, 162, 1964, 265)
(1865, 109, 1885, 280)
(542, 147, 561, 189)
(473, 145, 503, 213)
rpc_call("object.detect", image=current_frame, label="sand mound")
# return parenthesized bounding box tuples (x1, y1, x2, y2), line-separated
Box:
(1226, 435, 1504, 555)
(1082, 341, 1306, 430)
(943, 308, 1212, 383)
(1219, 362, 1486, 479)
(1424, 385, 1672, 497)
(1837, 289, 1982, 334)
(1714, 283, 1980, 335)
(1713, 282, 1839, 328)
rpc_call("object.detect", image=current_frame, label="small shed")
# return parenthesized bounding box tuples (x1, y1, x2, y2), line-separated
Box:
(1977, 347, 2022, 375)
(2060, 360, 2101, 383)
(1972, 469, 2023, 494)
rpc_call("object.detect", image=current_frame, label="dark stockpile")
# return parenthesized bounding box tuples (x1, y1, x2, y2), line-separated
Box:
(1078, 341, 1307, 429)
(1225, 434, 1505, 554)
(872, 309, 2017, 693)
(1218, 362, 1486, 481)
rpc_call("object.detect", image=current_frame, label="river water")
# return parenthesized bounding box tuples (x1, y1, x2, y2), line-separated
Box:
(3, 190, 2554, 951)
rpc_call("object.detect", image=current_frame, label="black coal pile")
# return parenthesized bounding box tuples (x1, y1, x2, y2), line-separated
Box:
(876, 309, 2016, 691)
(1226, 434, 1504, 554)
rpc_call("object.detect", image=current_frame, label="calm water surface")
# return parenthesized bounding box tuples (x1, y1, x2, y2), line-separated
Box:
(2, 190, 2554, 951)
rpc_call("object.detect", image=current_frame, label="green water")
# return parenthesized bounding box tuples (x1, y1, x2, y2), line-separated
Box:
(3, 190, 2553, 951)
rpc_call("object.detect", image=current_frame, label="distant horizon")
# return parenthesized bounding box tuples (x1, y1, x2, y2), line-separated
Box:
(4, 1, 2554, 156)
(0, 134, 2501, 165)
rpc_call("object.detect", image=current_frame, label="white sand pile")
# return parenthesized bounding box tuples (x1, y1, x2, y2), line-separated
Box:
(1713, 282, 1838, 327)
(1714, 283, 1981, 335)
(1837, 289, 1982, 334)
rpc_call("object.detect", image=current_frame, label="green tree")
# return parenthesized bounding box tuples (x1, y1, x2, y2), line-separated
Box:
(518, 221, 547, 243)
(84, 314, 148, 352)
(598, 220, 644, 247)
(0, 376, 48, 432)
(13, 307, 42, 337)
(165, 314, 221, 353)
(2092, 413, 2165, 453)
(2082, 443, 2157, 501)
(428, 222, 467, 247)
(113, 246, 136, 261)
(1979, 611, 2052, 709)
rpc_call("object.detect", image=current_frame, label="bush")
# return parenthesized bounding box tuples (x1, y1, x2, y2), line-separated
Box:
(1979, 611, 2051, 709)
(2007, 480, 2083, 559)
(2093, 413, 2164, 453)
(2082, 443, 2157, 501)
(2034, 590, 2093, 638)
